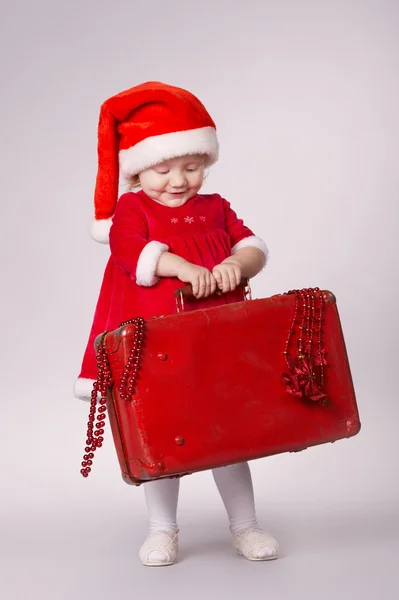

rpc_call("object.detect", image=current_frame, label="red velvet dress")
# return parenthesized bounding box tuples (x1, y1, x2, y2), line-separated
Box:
(75, 190, 267, 397)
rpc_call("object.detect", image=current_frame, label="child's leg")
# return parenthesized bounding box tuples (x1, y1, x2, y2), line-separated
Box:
(144, 477, 180, 532)
(139, 477, 180, 566)
(212, 462, 279, 561)
(212, 462, 258, 531)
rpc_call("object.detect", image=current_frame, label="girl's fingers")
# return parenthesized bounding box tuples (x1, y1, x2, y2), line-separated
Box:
(221, 269, 231, 293)
(196, 279, 204, 298)
(222, 265, 241, 292)
(205, 272, 213, 297)
(235, 267, 241, 287)
(227, 268, 236, 292)
(206, 265, 242, 295)
(209, 274, 218, 296)
(213, 266, 227, 292)
(230, 265, 241, 290)
(202, 273, 209, 298)
(213, 268, 222, 287)
(192, 276, 200, 297)
(197, 274, 209, 298)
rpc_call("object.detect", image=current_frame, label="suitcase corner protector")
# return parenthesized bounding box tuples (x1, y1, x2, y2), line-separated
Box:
(322, 290, 336, 305)
(346, 416, 361, 437)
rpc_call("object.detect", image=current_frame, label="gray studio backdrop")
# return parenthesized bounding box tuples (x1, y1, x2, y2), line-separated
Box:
(1, 1, 398, 599)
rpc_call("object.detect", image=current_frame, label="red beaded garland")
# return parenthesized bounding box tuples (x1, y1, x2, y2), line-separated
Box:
(79, 317, 145, 478)
(282, 288, 328, 404)
(118, 317, 145, 402)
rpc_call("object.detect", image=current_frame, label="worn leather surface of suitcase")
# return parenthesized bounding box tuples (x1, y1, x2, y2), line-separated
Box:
(88, 288, 360, 485)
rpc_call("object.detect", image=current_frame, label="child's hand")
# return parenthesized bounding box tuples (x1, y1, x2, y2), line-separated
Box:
(177, 263, 218, 299)
(212, 259, 242, 293)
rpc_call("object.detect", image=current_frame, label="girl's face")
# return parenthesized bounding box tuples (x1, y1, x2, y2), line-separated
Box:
(138, 155, 205, 207)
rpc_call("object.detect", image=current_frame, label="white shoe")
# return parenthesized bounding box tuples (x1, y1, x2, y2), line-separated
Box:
(139, 529, 179, 566)
(232, 527, 279, 561)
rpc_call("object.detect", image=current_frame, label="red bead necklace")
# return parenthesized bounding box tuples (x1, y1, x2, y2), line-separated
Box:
(79, 317, 145, 478)
(282, 288, 328, 404)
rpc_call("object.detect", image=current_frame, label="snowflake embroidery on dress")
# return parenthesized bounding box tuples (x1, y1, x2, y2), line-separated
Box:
(199, 216, 206, 222)
(184, 216, 194, 224)
(171, 218, 179, 224)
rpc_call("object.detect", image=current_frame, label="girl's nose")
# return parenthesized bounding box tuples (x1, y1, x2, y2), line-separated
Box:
(170, 170, 186, 187)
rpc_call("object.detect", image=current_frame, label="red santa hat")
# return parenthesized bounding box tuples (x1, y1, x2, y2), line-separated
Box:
(90, 81, 219, 243)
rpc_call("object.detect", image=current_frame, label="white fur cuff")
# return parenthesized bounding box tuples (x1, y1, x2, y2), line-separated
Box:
(232, 235, 269, 265)
(136, 240, 169, 286)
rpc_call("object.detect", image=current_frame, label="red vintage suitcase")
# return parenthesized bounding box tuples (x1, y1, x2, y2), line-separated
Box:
(80, 287, 360, 484)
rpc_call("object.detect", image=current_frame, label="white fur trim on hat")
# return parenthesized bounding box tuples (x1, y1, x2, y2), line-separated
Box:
(232, 236, 269, 265)
(73, 377, 98, 401)
(119, 126, 219, 178)
(136, 240, 169, 286)
(90, 217, 113, 244)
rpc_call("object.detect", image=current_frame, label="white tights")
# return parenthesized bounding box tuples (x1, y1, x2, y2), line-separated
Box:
(144, 461, 258, 533)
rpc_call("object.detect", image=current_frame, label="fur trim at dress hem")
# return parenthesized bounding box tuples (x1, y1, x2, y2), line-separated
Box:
(73, 377, 97, 401)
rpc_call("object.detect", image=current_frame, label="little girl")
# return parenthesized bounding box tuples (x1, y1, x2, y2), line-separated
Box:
(74, 81, 279, 566)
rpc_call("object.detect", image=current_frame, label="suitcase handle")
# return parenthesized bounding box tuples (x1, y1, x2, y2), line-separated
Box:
(174, 278, 251, 312)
